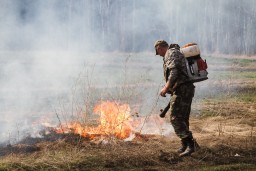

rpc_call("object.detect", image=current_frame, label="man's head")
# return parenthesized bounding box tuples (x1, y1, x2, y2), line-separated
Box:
(154, 40, 168, 57)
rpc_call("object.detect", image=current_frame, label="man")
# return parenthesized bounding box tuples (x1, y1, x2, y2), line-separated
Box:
(154, 40, 197, 157)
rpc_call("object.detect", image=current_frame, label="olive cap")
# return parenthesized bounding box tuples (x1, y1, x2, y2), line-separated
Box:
(154, 40, 168, 55)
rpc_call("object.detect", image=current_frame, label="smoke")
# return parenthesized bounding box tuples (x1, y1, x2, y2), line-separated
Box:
(0, 0, 254, 143)
(1, 0, 256, 52)
(0, 0, 87, 142)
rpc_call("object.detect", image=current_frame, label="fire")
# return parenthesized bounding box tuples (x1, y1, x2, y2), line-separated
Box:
(53, 101, 132, 139)
(93, 101, 131, 138)
(44, 101, 174, 141)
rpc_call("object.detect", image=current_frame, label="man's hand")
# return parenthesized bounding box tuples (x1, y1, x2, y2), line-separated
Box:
(160, 81, 171, 97)
(160, 86, 168, 97)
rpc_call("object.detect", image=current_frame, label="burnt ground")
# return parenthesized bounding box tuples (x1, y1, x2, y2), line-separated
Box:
(0, 115, 255, 171)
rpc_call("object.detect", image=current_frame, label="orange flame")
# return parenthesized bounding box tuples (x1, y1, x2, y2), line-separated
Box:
(53, 101, 132, 139)
(93, 101, 131, 139)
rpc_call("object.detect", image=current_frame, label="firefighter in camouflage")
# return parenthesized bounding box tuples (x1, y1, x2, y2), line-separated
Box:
(154, 40, 198, 157)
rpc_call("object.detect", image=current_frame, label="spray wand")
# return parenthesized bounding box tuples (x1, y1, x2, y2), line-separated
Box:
(159, 102, 170, 118)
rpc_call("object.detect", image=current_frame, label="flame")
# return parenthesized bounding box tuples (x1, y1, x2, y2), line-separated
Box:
(53, 101, 132, 139)
(93, 101, 131, 138)
(45, 101, 174, 141)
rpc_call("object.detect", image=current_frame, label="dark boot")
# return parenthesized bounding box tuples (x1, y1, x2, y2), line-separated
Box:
(179, 136, 196, 157)
(177, 138, 187, 153)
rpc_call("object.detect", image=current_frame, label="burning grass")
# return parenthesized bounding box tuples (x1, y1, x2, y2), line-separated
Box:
(0, 119, 255, 170)
(1, 105, 255, 170)
(0, 97, 255, 170)
(0, 130, 255, 171)
(53, 101, 132, 140)
(1, 55, 256, 170)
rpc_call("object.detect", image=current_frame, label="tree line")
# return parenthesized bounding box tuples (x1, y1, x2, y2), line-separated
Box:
(4, 0, 256, 55)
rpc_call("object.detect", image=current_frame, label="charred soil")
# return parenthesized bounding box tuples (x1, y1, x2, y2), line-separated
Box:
(0, 114, 255, 171)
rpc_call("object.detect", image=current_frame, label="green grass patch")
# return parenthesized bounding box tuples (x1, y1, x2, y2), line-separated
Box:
(205, 56, 256, 67)
(204, 89, 256, 103)
(198, 88, 256, 119)
(232, 58, 256, 67)
(237, 92, 256, 102)
(209, 71, 256, 79)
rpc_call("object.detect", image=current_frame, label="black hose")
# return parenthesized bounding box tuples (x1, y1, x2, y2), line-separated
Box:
(159, 102, 170, 118)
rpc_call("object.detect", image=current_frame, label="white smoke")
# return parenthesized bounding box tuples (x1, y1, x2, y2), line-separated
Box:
(0, 0, 254, 143)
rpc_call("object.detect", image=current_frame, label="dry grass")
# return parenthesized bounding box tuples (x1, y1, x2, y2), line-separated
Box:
(0, 113, 255, 171)
(1, 55, 256, 170)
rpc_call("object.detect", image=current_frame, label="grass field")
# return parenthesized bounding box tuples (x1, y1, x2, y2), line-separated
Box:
(0, 53, 255, 170)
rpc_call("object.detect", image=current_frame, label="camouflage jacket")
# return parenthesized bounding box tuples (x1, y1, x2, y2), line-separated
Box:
(163, 44, 189, 92)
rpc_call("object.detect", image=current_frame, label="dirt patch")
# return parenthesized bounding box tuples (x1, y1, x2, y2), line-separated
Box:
(0, 144, 40, 156)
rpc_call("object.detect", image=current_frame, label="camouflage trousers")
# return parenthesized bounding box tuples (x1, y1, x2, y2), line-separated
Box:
(169, 83, 195, 139)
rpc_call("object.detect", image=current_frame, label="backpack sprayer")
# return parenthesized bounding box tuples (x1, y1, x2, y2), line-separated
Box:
(181, 43, 208, 83)
(159, 43, 208, 118)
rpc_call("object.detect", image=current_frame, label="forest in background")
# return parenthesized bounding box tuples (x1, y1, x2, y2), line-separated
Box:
(0, 0, 256, 54)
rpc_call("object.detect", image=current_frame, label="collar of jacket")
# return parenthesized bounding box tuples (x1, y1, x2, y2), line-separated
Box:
(168, 44, 180, 50)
